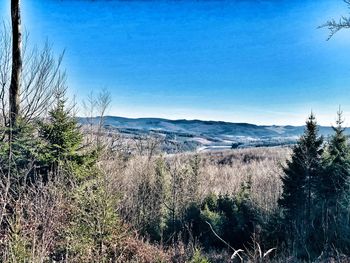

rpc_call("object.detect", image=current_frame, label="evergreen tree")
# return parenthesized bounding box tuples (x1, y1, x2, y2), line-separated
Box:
(320, 109, 350, 200)
(317, 109, 350, 252)
(39, 90, 97, 180)
(278, 113, 323, 258)
(65, 177, 121, 261)
(0, 119, 44, 184)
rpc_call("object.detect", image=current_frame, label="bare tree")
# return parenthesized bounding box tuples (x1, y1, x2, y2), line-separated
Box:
(82, 91, 96, 142)
(0, 24, 66, 132)
(320, 0, 350, 40)
(9, 0, 22, 126)
(0, 24, 11, 129)
(82, 89, 111, 146)
(97, 90, 111, 129)
(96, 89, 111, 145)
(133, 134, 163, 161)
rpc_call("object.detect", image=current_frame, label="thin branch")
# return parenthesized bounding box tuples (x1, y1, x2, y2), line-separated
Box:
(319, 1, 350, 40)
(205, 221, 243, 262)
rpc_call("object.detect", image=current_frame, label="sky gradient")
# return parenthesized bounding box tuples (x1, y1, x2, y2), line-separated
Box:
(1, 0, 350, 125)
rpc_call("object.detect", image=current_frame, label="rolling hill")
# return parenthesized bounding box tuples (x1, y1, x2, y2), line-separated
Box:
(78, 116, 341, 151)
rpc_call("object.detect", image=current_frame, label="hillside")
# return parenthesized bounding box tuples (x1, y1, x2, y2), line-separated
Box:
(79, 116, 339, 151)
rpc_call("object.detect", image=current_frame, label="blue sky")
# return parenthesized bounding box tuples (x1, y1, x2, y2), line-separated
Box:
(1, 0, 350, 125)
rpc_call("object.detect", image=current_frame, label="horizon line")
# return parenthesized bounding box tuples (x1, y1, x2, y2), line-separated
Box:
(78, 115, 343, 128)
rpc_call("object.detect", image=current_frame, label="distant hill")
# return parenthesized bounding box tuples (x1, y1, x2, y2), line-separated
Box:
(78, 116, 342, 151)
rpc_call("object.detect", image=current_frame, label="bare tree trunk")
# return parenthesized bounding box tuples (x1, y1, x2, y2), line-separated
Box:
(9, 0, 22, 126)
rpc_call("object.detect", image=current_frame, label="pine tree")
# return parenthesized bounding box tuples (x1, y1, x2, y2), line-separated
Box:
(320, 109, 350, 200)
(278, 113, 323, 257)
(0, 118, 44, 183)
(39, 90, 96, 180)
(317, 109, 350, 252)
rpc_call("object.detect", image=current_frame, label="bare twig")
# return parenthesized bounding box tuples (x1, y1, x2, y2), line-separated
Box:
(205, 221, 244, 262)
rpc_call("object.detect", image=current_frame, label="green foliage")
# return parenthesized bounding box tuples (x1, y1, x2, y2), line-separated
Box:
(315, 110, 350, 253)
(65, 177, 121, 262)
(278, 113, 324, 258)
(179, 181, 261, 251)
(40, 99, 82, 163)
(319, 110, 350, 200)
(39, 94, 97, 180)
(133, 157, 167, 242)
(148, 157, 167, 240)
(216, 193, 260, 249)
(277, 111, 350, 259)
(6, 214, 30, 263)
(189, 249, 210, 263)
(0, 89, 97, 186)
(162, 156, 203, 244)
(0, 119, 46, 184)
(237, 175, 252, 203)
(279, 113, 323, 221)
(189, 154, 201, 201)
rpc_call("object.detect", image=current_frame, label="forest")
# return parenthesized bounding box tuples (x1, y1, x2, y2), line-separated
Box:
(2, 0, 350, 262)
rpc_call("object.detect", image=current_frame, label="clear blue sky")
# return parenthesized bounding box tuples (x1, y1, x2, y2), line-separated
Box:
(1, 0, 350, 125)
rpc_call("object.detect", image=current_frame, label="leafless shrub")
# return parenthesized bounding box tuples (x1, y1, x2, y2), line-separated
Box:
(0, 177, 67, 262)
(116, 235, 171, 263)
